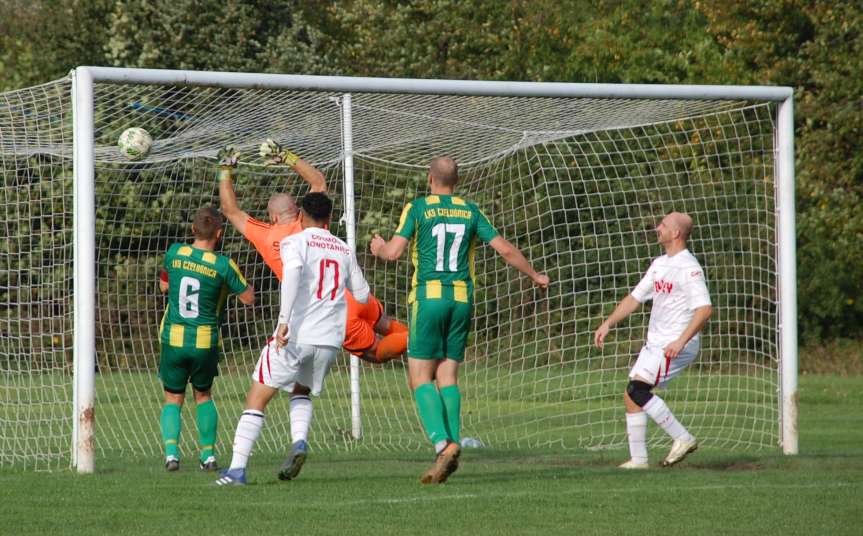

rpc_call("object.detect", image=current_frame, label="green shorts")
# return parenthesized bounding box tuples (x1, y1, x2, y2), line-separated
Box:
(408, 298, 472, 361)
(158, 345, 220, 394)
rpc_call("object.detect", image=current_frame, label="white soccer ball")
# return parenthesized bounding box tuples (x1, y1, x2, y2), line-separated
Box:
(117, 127, 153, 161)
(460, 437, 484, 449)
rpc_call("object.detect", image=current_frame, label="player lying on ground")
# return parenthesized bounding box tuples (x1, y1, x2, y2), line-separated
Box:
(216, 193, 371, 486)
(371, 157, 550, 484)
(217, 143, 408, 365)
(594, 212, 713, 469)
(158, 207, 255, 472)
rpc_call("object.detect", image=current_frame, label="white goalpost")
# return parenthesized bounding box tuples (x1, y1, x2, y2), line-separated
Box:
(0, 67, 796, 472)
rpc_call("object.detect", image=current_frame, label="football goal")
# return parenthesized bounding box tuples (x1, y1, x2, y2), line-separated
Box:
(0, 68, 796, 472)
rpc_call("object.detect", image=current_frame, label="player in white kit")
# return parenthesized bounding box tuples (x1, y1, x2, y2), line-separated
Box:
(594, 212, 713, 469)
(216, 192, 370, 486)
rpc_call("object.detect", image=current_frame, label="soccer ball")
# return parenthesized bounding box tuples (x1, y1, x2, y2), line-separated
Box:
(117, 127, 153, 161)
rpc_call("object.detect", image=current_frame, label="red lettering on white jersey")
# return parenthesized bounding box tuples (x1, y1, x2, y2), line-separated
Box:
(654, 279, 674, 294)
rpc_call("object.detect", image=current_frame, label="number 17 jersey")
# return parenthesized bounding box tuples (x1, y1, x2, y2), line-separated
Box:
(279, 227, 371, 348)
(395, 194, 499, 303)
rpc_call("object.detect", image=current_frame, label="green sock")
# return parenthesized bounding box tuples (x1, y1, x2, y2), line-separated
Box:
(196, 399, 218, 462)
(440, 385, 461, 443)
(414, 383, 450, 445)
(160, 403, 181, 459)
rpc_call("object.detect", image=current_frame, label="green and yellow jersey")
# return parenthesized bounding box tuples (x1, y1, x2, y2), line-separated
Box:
(159, 243, 248, 351)
(395, 194, 499, 303)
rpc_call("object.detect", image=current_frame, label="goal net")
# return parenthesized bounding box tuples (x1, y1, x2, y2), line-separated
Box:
(0, 69, 794, 470)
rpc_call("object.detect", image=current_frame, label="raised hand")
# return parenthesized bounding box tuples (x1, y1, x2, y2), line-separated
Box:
(259, 138, 300, 167)
(217, 145, 241, 168)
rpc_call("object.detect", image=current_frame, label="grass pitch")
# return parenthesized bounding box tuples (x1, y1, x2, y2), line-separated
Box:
(1, 374, 860, 536)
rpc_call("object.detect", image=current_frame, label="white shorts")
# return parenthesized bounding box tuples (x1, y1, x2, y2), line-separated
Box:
(252, 338, 338, 396)
(629, 340, 699, 388)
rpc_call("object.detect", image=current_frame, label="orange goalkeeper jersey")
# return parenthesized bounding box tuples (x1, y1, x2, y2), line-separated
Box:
(242, 216, 303, 280)
(242, 216, 380, 353)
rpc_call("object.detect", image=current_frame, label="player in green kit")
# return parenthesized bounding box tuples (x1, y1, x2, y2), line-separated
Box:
(158, 207, 255, 472)
(370, 157, 549, 484)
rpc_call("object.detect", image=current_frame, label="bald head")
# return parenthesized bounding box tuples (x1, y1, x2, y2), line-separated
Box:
(429, 157, 459, 188)
(267, 193, 298, 224)
(666, 212, 693, 241)
(655, 211, 694, 254)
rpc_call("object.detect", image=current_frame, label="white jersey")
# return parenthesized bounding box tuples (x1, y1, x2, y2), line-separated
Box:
(277, 227, 370, 347)
(630, 249, 711, 348)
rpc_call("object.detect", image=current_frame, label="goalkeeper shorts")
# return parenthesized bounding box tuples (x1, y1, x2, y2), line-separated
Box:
(408, 298, 472, 362)
(252, 338, 338, 397)
(159, 345, 220, 393)
(629, 339, 700, 388)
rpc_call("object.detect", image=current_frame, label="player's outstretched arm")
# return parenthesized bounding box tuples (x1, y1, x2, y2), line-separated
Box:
(593, 295, 641, 349)
(370, 234, 409, 261)
(488, 236, 549, 288)
(259, 138, 326, 193)
(293, 158, 326, 193)
(216, 146, 251, 235)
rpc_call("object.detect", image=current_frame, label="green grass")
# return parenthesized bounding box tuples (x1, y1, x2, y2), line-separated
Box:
(1, 374, 860, 535)
(1, 364, 783, 468)
(284, 364, 775, 451)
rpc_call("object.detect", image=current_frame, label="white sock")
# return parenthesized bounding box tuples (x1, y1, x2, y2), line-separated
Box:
(289, 396, 313, 443)
(625, 411, 649, 464)
(643, 395, 693, 442)
(229, 410, 264, 470)
(434, 440, 449, 454)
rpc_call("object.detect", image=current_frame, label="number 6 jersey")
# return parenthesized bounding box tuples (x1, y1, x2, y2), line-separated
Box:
(160, 243, 249, 351)
(278, 227, 371, 348)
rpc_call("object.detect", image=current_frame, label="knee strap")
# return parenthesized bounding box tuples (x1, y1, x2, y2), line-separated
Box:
(626, 380, 654, 407)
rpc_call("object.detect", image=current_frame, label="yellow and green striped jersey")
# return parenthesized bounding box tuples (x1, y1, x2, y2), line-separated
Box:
(395, 194, 498, 303)
(159, 243, 248, 350)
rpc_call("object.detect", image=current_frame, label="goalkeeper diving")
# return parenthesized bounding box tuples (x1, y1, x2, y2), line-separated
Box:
(218, 141, 408, 365)
(214, 141, 407, 484)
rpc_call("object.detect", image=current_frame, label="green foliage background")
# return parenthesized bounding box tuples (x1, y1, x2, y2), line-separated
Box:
(1, 0, 860, 342)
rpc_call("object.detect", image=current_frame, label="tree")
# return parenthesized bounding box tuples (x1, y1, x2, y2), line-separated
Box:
(105, 0, 335, 75)
(699, 1, 863, 339)
(0, 0, 114, 91)
(2, 0, 862, 341)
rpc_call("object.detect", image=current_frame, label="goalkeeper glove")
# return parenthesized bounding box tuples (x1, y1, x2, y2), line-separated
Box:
(217, 145, 241, 169)
(259, 138, 300, 167)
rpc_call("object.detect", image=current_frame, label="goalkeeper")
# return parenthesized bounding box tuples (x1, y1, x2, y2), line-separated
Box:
(218, 142, 408, 364)
(215, 143, 408, 482)
(158, 207, 255, 472)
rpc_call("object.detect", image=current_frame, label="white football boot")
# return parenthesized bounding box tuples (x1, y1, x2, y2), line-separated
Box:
(661, 438, 698, 467)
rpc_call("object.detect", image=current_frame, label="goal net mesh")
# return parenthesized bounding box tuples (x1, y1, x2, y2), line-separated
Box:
(0, 74, 779, 469)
